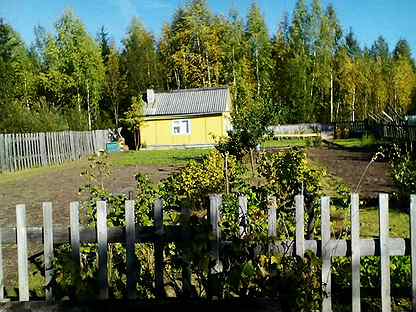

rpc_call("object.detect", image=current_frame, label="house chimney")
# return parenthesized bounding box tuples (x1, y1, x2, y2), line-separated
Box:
(147, 89, 155, 105)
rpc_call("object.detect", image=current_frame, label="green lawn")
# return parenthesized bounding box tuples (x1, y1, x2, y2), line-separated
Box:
(261, 138, 310, 148)
(0, 159, 87, 184)
(109, 148, 211, 166)
(332, 205, 410, 238)
(332, 136, 377, 149)
(360, 207, 410, 238)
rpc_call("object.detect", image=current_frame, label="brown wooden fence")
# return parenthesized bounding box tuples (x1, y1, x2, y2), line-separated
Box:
(334, 120, 416, 143)
(0, 130, 110, 173)
(0, 193, 415, 312)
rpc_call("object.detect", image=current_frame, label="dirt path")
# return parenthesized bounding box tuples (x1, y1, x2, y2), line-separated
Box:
(307, 145, 396, 199)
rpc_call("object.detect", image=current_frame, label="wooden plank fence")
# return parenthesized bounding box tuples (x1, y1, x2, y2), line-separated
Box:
(1, 193, 416, 311)
(335, 120, 416, 143)
(0, 130, 109, 173)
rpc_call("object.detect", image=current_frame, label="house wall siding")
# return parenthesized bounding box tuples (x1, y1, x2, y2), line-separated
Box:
(141, 114, 228, 147)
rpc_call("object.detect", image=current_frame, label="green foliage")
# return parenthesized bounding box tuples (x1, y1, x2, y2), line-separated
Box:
(388, 144, 416, 203)
(122, 96, 145, 149)
(216, 97, 277, 159)
(121, 17, 162, 96)
(160, 150, 249, 209)
(0, 99, 69, 133)
(256, 149, 324, 238)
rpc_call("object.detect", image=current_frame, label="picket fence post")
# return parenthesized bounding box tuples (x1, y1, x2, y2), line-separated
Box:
(154, 198, 165, 298)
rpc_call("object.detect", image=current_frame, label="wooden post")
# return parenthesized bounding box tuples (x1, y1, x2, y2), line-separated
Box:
(16, 204, 29, 301)
(125, 200, 137, 300)
(224, 152, 229, 194)
(154, 199, 165, 298)
(40, 132, 47, 166)
(238, 195, 248, 237)
(0, 134, 5, 173)
(268, 196, 277, 238)
(411, 195, 416, 312)
(208, 194, 222, 299)
(181, 204, 192, 297)
(16, 134, 21, 170)
(4, 134, 10, 172)
(295, 194, 304, 257)
(43, 202, 54, 302)
(380, 193, 391, 312)
(321, 196, 331, 312)
(97, 201, 108, 300)
(0, 226, 4, 300)
(70, 202, 80, 267)
(12, 134, 17, 171)
(351, 193, 360, 312)
(69, 201, 81, 293)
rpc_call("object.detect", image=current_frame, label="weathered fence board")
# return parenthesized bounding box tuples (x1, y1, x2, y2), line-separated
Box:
(42, 202, 54, 302)
(153, 198, 165, 298)
(16, 204, 29, 302)
(351, 193, 360, 312)
(69, 202, 80, 280)
(0, 224, 4, 301)
(321, 196, 331, 312)
(380, 194, 391, 312)
(125, 200, 137, 300)
(97, 201, 108, 300)
(0, 130, 109, 173)
(295, 195, 304, 257)
(411, 195, 416, 312)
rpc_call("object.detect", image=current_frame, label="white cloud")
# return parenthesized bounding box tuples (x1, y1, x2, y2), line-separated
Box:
(109, 0, 137, 19)
(109, 0, 173, 19)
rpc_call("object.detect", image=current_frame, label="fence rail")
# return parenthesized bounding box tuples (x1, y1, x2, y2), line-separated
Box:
(0, 130, 109, 173)
(334, 120, 416, 143)
(0, 193, 415, 312)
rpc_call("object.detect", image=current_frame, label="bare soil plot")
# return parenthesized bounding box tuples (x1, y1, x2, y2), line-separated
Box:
(0, 162, 176, 227)
(307, 145, 396, 199)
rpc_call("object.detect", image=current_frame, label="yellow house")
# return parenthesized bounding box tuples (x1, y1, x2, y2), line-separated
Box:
(141, 87, 232, 148)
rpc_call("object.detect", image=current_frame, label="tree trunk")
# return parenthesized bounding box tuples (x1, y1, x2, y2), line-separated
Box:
(352, 88, 356, 122)
(87, 81, 92, 131)
(255, 46, 260, 96)
(77, 89, 81, 113)
(232, 47, 236, 87)
(224, 153, 229, 195)
(330, 72, 334, 123)
(135, 128, 141, 151)
(24, 77, 29, 109)
(249, 148, 255, 173)
(114, 105, 119, 128)
(206, 51, 211, 87)
(174, 70, 180, 89)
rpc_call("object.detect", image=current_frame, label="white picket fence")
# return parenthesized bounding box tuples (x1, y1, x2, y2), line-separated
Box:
(0, 130, 110, 172)
(0, 193, 415, 311)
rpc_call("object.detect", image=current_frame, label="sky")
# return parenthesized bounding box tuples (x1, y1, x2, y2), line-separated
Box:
(1, 0, 415, 57)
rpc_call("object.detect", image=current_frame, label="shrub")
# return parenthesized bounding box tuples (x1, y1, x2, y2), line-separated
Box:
(160, 150, 250, 210)
(255, 149, 324, 239)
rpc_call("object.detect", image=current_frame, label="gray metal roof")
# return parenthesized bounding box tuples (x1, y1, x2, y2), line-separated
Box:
(144, 87, 230, 116)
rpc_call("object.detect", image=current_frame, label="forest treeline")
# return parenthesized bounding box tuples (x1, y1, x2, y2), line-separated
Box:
(0, 0, 415, 133)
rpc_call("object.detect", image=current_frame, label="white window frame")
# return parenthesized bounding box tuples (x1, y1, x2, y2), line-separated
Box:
(172, 119, 192, 135)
